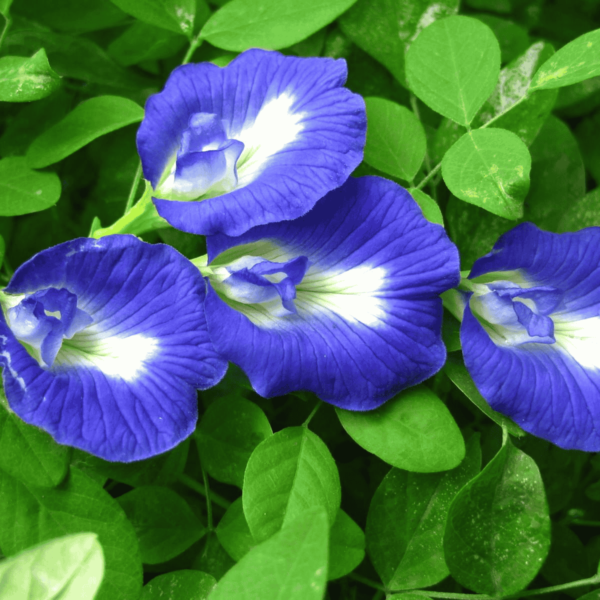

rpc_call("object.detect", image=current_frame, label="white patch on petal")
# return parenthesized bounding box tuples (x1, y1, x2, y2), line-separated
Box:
(554, 317, 600, 370)
(235, 93, 305, 187)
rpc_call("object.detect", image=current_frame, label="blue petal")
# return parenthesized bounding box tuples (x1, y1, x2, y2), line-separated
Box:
(1, 236, 227, 462)
(138, 48, 366, 236)
(203, 176, 460, 410)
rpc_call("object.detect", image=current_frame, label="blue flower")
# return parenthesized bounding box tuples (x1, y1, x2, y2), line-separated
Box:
(200, 176, 460, 410)
(137, 48, 366, 237)
(0, 236, 227, 462)
(460, 222, 600, 451)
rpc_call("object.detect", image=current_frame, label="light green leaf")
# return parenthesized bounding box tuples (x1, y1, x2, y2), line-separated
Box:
(110, 0, 196, 37)
(209, 509, 329, 600)
(243, 426, 341, 543)
(0, 533, 104, 600)
(339, 0, 459, 86)
(444, 353, 524, 437)
(216, 498, 256, 562)
(406, 16, 501, 126)
(0, 157, 61, 216)
(531, 28, 600, 91)
(444, 440, 551, 595)
(364, 97, 426, 181)
(0, 49, 60, 103)
(442, 128, 531, 219)
(0, 0, 12, 16)
(197, 396, 272, 488)
(27, 96, 144, 168)
(200, 0, 358, 52)
(329, 509, 365, 580)
(117, 486, 206, 565)
(141, 570, 216, 599)
(367, 436, 481, 590)
(336, 385, 465, 473)
(0, 467, 142, 600)
(408, 188, 444, 225)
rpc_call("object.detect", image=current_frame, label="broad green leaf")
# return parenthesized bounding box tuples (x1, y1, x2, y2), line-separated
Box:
(408, 188, 444, 225)
(432, 118, 465, 164)
(442, 128, 531, 219)
(555, 75, 600, 116)
(364, 97, 426, 181)
(191, 534, 235, 580)
(531, 28, 600, 91)
(0, 157, 61, 216)
(444, 353, 524, 437)
(200, 0, 358, 52)
(27, 96, 144, 169)
(339, 0, 459, 86)
(110, 0, 196, 38)
(0, 533, 104, 600)
(580, 592, 600, 600)
(209, 509, 329, 600)
(141, 570, 216, 599)
(0, 467, 143, 600)
(0, 49, 60, 103)
(406, 16, 501, 126)
(576, 111, 600, 186)
(117, 486, 206, 564)
(216, 498, 256, 562)
(336, 386, 465, 473)
(329, 509, 365, 580)
(367, 435, 481, 590)
(559, 188, 600, 232)
(474, 14, 529, 65)
(444, 440, 551, 595)
(0, 399, 70, 488)
(243, 427, 341, 543)
(197, 397, 272, 488)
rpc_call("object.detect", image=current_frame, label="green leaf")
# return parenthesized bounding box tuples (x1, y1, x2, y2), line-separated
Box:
(0, 467, 143, 600)
(474, 14, 529, 65)
(0, 533, 104, 600)
(336, 385, 465, 473)
(466, 0, 511, 12)
(0, 399, 70, 488)
(0, 0, 12, 16)
(443, 353, 524, 437)
(200, 0, 358, 52)
(442, 128, 531, 219)
(191, 534, 235, 580)
(576, 111, 600, 187)
(209, 509, 329, 600)
(117, 486, 206, 565)
(364, 97, 426, 181)
(329, 509, 365, 580)
(0, 157, 60, 216)
(339, 0, 459, 86)
(0, 49, 60, 103)
(408, 188, 444, 225)
(243, 426, 341, 543)
(197, 396, 272, 488)
(27, 96, 144, 169)
(406, 16, 501, 126)
(559, 188, 600, 232)
(531, 28, 600, 91)
(216, 497, 256, 562)
(444, 440, 551, 595)
(141, 570, 216, 599)
(110, 0, 196, 38)
(367, 435, 481, 590)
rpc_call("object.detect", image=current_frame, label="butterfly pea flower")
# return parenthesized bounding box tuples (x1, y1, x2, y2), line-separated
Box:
(0, 236, 227, 462)
(198, 176, 460, 410)
(459, 223, 600, 451)
(137, 48, 366, 237)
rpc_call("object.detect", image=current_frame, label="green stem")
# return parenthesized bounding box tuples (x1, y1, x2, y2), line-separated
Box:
(479, 94, 529, 130)
(416, 162, 442, 191)
(182, 34, 203, 65)
(178, 473, 231, 510)
(571, 519, 600, 527)
(124, 162, 142, 215)
(0, 14, 11, 51)
(201, 465, 213, 532)
(501, 423, 509, 446)
(302, 402, 321, 427)
(347, 573, 386, 592)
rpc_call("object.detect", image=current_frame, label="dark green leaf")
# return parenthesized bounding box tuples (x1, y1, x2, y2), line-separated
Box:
(408, 188, 444, 225)
(110, 0, 196, 38)
(576, 109, 600, 186)
(0, 157, 61, 216)
(191, 534, 235, 580)
(216, 497, 256, 562)
(117, 486, 206, 564)
(559, 188, 600, 232)
(466, 0, 511, 12)
(243, 426, 341, 543)
(0, 49, 60, 103)
(329, 509, 365, 580)
(336, 385, 465, 473)
(367, 435, 481, 590)
(364, 97, 426, 181)
(141, 570, 216, 599)
(0, 533, 104, 600)
(197, 396, 272, 488)
(432, 118, 465, 164)
(406, 16, 500, 126)
(209, 509, 329, 600)
(444, 440, 551, 595)
(200, 0, 358, 52)
(442, 128, 531, 219)
(27, 96, 144, 168)
(0, 467, 143, 600)
(474, 14, 529, 65)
